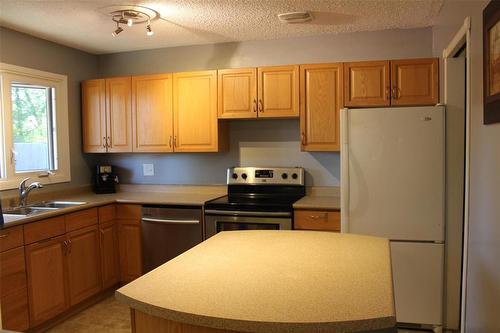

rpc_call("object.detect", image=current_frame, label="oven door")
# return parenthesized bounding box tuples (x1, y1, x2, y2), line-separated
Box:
(204, 210, 292, 239)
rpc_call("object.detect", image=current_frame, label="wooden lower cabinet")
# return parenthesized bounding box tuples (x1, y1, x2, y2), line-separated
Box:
(25, 235, 69, 326)
(1, 287, 29, 331)
(118, 219, 142, 282)
(66, 225, 102, 306)
(294, 210, 341, 232)
(100, 220, 120, 289)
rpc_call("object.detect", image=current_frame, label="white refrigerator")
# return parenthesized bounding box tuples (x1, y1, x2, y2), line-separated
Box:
(340, 106, 445, 329)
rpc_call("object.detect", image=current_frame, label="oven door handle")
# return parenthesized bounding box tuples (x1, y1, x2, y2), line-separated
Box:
(204, 210, 291, 217)
(141, 217, 200, 224)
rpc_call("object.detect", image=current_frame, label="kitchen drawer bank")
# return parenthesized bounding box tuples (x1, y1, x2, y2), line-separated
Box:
(117, 231, 396, 333)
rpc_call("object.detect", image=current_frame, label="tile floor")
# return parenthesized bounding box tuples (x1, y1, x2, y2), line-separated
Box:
(46, 296, 130, 333)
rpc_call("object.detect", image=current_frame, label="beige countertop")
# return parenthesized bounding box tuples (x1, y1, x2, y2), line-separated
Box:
(116, 230, 396, 333)
(1, 187, 226, 228)
(293, 195, 340, 210)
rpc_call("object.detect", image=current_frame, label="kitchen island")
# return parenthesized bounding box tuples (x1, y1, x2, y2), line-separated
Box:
(116, 230, 396, 333)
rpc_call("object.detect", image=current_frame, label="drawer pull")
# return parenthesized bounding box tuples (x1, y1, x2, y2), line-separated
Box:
(310, 214, 327, 220)
(0, 233, 9, 239)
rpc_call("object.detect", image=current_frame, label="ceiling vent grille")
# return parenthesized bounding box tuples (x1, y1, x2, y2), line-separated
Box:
(277, 11, 313, 24)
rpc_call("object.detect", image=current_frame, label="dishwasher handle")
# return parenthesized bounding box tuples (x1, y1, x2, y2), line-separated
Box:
(141, 217, 200, 225)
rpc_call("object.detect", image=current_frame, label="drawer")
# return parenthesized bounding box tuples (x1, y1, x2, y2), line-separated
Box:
(0, 246, 27, 297)
(0, 225, 24, 252)
(98, 205, 116, 224)
(24, 216, 65, 244)
(294, 210, 341, 231)
(1, 287, 30, 331)
(116, 204, 141, 220)
(65, 208, 98, 232)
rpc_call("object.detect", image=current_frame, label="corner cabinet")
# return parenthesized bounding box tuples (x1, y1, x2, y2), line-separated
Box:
(300, 63, 343, 151)
(173, 70, 224, 152)
(82, 77, 132, 153)
(131, 74, 174, 152)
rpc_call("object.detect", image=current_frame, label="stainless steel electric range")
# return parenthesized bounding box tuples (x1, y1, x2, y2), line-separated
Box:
(204, 167, 305, 238)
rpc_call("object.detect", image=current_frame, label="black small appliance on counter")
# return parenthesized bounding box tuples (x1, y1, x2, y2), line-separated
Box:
(94, 165, 119, 194)
(0, 199, 4, 225)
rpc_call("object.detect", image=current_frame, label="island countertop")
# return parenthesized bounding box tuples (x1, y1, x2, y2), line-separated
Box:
(116, 230, 396, 333)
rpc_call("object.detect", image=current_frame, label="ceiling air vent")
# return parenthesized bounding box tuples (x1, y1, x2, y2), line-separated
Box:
(277, 11, 313, 24)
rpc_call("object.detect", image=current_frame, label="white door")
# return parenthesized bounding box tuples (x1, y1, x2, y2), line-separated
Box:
(391, 242, 444, 324)
(343, 107, 445, 241)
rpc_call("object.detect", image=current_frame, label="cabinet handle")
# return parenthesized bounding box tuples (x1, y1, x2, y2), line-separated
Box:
(386, 86, 391, 99)
(0, 233, 9, 239)
(107, 136, 111, 148)
(310, 213, 328, 220)
(174, 136, 177, 147)
(103, 137, 106, 148)
(169, 135, 172, 148)
(67, 239, 72, 254)
(63, 240, 68, 255)
(391, 87, 398, 100)
(253, 99, 257, 113)
(301, 132, 306, 146)
(258, 99, 263, 112)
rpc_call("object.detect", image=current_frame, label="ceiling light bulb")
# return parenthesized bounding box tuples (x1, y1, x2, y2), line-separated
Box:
(127, 18, 133, 27)
(146, 22, 154, 36)
(112, 25, 123, 37)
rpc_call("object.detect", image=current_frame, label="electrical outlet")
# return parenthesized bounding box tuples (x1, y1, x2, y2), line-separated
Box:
(143, 163, 154, 176)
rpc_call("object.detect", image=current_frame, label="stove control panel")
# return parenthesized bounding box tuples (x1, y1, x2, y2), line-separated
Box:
(227, 167, 304, 185)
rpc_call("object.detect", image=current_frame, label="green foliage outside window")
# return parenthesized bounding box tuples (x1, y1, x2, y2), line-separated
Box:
(11, 86, 49, 144)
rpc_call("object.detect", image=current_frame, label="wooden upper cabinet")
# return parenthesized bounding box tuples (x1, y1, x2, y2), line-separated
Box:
(300, 63, 343, 151)
(173, 70, 220, 152)
(106, 77, 132, 152)
(391, 58, 439, 106)
(258, 65, 300, 118)
(25, 235, 69, 326)
(343, 61, 391, 107)
(82, 79, 107, 153)
(66, 225, 102, 306)
(132, 74, 174, 153)
(218, 68, 257, 119)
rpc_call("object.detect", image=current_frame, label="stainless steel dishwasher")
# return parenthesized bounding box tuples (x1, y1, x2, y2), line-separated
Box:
(141, 205, 203, 273)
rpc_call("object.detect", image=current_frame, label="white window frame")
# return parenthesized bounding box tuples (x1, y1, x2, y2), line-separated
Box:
(0, 63, 71, 190)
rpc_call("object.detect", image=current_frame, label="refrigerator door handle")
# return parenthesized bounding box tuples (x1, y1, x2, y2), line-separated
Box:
(340, 108, 349, 233)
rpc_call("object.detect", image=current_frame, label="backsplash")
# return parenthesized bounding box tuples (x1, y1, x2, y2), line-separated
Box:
(86, 119, 340, 187)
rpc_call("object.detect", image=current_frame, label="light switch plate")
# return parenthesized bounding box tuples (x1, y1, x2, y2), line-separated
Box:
(143, 163, 154, 176)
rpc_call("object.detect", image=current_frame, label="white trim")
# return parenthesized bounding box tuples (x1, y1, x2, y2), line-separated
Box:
(442, 17, 471, 333)
(0, 63, 71, 190)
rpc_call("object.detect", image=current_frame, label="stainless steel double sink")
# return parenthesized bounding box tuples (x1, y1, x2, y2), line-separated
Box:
(3, 201, 87, 218)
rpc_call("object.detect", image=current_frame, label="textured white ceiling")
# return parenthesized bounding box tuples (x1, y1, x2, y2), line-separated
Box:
(0, 0, 443, 55)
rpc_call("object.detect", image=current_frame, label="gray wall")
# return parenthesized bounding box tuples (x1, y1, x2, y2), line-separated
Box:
(432, 1, 500, 332)
(95, 27, 433, 186)
(0, 27, 98, 195)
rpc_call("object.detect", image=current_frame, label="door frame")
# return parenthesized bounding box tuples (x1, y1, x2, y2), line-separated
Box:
(442, 16, 471, 333)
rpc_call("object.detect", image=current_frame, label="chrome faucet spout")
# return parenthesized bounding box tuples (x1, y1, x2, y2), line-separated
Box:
(18, 177, 43, 207)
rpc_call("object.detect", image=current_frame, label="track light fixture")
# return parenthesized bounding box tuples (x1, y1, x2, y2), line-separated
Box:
(146, 20, 154, 36)
(105, 6, 159, 38)
(112, 22, 123, 37)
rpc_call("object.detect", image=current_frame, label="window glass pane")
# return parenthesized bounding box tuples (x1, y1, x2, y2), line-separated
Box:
(11, 84, 55, 172)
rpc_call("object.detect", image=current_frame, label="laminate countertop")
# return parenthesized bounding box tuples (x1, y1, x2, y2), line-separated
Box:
(116, 230, 396, 333)
(1, 190, 225, 228)
(292, 195, 341, 210)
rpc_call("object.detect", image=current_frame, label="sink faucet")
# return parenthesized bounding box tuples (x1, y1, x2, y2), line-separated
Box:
(19, 178, 43, 207)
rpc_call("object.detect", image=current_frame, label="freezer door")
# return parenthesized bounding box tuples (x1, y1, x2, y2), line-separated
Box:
(391, 242, 444, 325)
(345, 106, 445, 241)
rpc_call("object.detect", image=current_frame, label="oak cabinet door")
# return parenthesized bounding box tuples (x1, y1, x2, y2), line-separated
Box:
(173, 71, 219, 152)
(25, 236, 68, 326)
(343, 61, 390, 107)
(1, 287, 30, 331)
(132, 74, 174, 152)
(66, 225, 102, 306)
(257, 65, 299, 118)
(217, 68, 257, 119)
(106, 77, 132, 152)
(391, 58, 439, 106)
(118, 219, 142, 282)
(300, 63, 343, 151)
(82, 79, 107, 153)
(100, 221, 120, 289)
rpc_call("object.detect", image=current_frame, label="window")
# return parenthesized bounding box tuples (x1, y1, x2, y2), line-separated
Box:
(0, 63, 70, 190)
